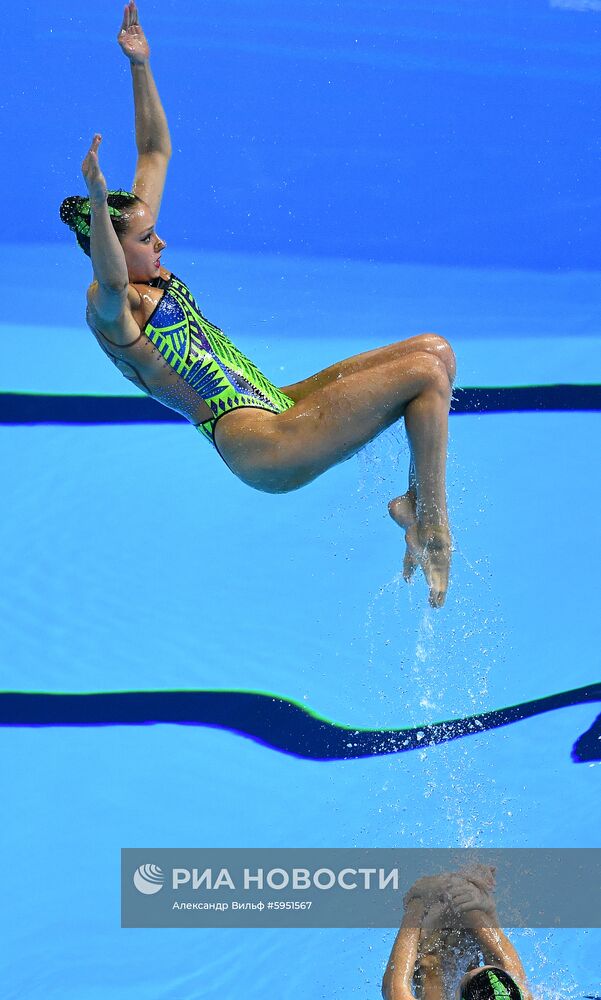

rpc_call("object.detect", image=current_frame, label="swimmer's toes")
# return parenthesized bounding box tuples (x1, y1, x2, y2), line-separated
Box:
(426, 570, 448, 607)
(390, 497, 451, 605)
(403, 546, 419, 582)
(421, 532, 451, 608)
(429, 587, 447, 609)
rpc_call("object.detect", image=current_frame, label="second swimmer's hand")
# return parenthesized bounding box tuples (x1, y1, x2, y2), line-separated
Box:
(82, 135, 108, 204)
(420, 898, 451, 930)
(403, 874, 452, 908)
(117, 1, 150, 64)
(448, 876, 496, 921)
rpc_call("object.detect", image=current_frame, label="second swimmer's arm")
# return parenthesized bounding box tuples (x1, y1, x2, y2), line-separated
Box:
(460, 909, 532, 1000)
(382, 898, 425, 1000)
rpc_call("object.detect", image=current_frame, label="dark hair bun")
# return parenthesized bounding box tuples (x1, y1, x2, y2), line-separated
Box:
(59, 188, 139, 257)
(59, 195, 88, 233)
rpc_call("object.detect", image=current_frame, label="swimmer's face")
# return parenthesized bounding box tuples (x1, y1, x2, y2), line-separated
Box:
(119, 201, 167, 282)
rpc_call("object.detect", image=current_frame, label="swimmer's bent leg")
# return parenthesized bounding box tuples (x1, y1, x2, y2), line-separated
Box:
(216, 346, 453, 605)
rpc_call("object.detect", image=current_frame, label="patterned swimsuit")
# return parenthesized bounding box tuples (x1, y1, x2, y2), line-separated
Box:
(89, 271, 295, 446)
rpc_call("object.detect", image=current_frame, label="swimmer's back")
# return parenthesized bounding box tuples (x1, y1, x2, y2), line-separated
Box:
(85, 269, 295, 440)
(85, 268, 214, 425)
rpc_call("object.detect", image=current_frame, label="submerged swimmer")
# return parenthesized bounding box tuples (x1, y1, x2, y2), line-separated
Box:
(383, 867, 532, 1000)
(59, 1, 456, 608)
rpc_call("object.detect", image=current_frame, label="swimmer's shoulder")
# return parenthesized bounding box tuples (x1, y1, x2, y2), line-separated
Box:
(86, 268, 172, 347)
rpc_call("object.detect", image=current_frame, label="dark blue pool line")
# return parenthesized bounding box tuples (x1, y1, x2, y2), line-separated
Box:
(1, 683, 599, 762)
(0, 385, 600, 424)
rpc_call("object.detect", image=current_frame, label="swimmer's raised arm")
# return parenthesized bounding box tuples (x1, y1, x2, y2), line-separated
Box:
(462, 919, 532, 1000)
(83, 4, 171, 308)
(118, 2, 172, 220)
(382, 897, 426, 1000)
(82, 135, 129, 311)
(451, 885, 532, 1000)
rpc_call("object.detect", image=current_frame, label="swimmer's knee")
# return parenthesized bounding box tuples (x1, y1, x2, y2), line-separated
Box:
(410, 350, 453, 398)
(414, 333, 456, 385)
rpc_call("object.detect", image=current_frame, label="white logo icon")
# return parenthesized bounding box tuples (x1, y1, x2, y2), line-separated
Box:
(133, 864, 165, 894)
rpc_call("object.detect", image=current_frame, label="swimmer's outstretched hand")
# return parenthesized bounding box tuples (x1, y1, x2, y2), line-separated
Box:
(81, 135, 108, 204)
(117, 1, 150, 65)
(388, 492, 451, 609)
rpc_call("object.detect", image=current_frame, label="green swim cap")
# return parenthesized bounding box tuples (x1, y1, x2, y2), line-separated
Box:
(60, 189, 138, 238)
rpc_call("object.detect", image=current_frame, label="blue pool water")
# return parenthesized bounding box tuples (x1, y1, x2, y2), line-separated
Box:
(1, 245, 599, 996)
(4, 0, 601, 995)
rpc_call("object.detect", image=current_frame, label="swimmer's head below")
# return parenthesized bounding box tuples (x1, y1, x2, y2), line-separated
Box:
(458, 966, 523, 1000)
(59, 191, 167, 282)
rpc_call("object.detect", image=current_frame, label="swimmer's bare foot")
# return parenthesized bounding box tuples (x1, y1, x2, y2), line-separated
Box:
(388, 491, 451, 608)
(418, 525, 451, 609)
(388, 491, 419, 578)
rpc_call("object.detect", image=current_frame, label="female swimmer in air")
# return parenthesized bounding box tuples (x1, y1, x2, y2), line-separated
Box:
(60, 2, 456, 608)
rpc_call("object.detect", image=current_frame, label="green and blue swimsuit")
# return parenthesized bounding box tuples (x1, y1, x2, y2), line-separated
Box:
(93, 271, 295, 446)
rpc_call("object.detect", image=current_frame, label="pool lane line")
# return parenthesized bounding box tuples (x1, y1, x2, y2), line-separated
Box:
(0, 682, 599, 762)
(0, 385, 600, 423)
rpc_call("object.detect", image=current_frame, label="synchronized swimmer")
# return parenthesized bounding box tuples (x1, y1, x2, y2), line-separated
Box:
(60, 1, 456, 608)
(383, 868, 532, 1000)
